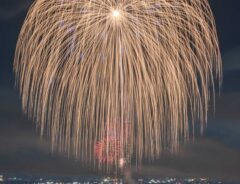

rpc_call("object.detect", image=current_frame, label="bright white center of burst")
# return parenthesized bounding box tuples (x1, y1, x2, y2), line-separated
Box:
(112, 10, 120, 18)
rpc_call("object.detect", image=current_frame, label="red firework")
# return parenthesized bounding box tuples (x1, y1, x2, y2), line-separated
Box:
(94, 120, 130, 165)
(95, 137, 121, 164)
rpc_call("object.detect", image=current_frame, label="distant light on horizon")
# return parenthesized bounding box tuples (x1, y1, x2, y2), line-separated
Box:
(0, 174, 229, 184)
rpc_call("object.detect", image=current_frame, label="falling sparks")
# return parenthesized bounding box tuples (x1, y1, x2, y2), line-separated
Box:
(14, 0, 221, 173)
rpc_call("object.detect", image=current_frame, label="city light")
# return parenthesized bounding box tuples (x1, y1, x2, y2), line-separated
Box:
(0, 174, 232, 184)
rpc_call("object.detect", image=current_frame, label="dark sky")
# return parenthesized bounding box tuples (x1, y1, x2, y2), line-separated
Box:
(0, 0, 240, 181)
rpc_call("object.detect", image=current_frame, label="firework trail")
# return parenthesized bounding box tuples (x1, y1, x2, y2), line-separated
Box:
(14, 0, 221, 172)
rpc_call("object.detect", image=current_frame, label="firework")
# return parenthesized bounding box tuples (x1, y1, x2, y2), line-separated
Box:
(14, 0, 221, 172)
(94, 120, 131, 171)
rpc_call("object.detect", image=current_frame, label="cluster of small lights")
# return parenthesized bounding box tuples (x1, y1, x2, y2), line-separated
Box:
(0, 174, 232, 184)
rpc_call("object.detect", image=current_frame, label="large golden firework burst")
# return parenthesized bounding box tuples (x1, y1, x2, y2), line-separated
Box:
(14, 0, 222, 172)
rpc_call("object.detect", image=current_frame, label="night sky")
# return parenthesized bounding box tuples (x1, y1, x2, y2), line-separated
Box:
(0, 0, 240, 181)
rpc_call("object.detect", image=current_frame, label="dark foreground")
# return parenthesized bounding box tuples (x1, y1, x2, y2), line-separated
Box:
(0, 174, 237, 184)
